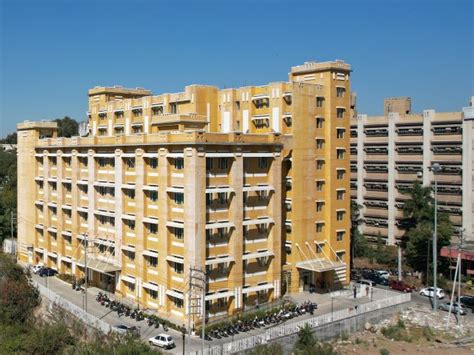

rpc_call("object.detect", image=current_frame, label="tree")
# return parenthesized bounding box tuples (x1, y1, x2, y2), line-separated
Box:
(402, 181, 452, 278)
(0, 132, 17, 144)
(250, 343, 284, 355)
(0, 149, 17, 243)
(350, 200, 364, 263)
(293, 324, 338, 355)
(53, 116, 79, 137)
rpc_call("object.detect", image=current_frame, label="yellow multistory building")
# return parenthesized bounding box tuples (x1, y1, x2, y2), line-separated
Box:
(17, 60, 351, 324)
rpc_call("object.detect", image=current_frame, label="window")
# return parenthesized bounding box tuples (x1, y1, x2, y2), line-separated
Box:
(173, 192, 184, 205)
(235, 101, 240, 110)
(174, 158, 184, 170)
(316, 159, 324, 170)
(173, 227, 184, 240)
(218, 158, 228, 170)
(124, 250, 135, 261)
(170, 103, 177, 114)
(126, 281, 135, 292)
(173, 262, 184, 274)
(336, 231, 345, 241)
(337, 169, 345, 180)
(147, 223, 158, 234)
(115, 111, 124, 118)
(146, 256, 158, 268)
(217, 192, 227, 205)
(336, 128, 345, 139)
(316, 117, 324, 129)
(257, 157, 268, 169)
(49, 157, 57, 166)
(152, 106, 163, 115)
(316, 139, 324, 149)
(147, 158, 158, 169)
(337, 149, 345, 160)
(125, 189, 135, 199)
(336, 87, 345, 98)
(316, 97, 324, 107)
(125, 158, 135, 169)
(337, 108, 345, 119)
(336, 210, 345, 221)
(148, 190, 158, 202)
(148, 289, 158, 299)
(336, 190, 345, 200)
(206, 158, 213, 170)
(50, 182, 57, 191)
(132, 126, 142, 134)
(132, 108, 142, 117)
(125, 220, 135, 230)
(172, 297, 183, 308)
(63, 183, 72, 193)
(316, 181, 324, 191)
(316, 244, 323, 253)
(316, 201, 324, 212)
(316, 223, 324, 233)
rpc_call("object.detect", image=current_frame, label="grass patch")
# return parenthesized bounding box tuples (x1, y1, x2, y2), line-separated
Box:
(381, 319, 412, 342)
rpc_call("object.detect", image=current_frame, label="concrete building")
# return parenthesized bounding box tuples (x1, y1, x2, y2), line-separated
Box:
(440, 97, 474, 276)
(17, 61, 351, 324)
(351, 97, 464, 245)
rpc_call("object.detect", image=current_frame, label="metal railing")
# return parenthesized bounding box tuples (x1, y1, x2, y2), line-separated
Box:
(34, 281, 112, 334)
(191, 293, 411, 355)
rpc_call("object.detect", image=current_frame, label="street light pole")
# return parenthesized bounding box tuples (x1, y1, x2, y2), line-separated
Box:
(431, 163, 441, 311)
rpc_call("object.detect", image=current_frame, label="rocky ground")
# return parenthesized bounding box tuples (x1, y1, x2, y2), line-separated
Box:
(332, 304, 474, 354)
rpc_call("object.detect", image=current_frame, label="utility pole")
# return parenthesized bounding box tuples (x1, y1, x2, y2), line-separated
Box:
(431, 163, 441, 311)
(397, 242, 402, 281)
(187, 266, 207, 354)
(84, 233, 88, 313)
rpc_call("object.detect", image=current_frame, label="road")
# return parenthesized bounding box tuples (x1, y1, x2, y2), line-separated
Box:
(36, 273, 467, 354)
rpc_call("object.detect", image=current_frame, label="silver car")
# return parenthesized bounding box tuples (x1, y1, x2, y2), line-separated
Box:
(438, 302, 466, 315)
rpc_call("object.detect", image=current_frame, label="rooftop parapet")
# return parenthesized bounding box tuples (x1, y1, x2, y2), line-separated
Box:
(17, 120, 58, 131)
(290, 60, 351, 75)
(35, 130, 282, 148)
(88, 86, 151, 97)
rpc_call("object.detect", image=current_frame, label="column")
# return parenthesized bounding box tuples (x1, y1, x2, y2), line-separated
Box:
(387, 113, 397, 245)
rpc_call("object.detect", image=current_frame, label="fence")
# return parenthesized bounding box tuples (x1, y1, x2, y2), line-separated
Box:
(191, 293, 411, 355)
(34, 281, 113, 334)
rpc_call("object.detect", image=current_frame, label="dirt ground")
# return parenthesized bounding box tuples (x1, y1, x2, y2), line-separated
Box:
(332, 304, 474, 355)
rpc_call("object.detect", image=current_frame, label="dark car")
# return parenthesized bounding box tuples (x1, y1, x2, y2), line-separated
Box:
(372, 276, 389, 286)
(39, 267, 58, 277)
(389, 280, 413, 293)
(460, 296, 474, 312)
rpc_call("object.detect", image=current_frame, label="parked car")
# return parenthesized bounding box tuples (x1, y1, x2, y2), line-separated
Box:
(38, 267, 58, 277)
(419, 287, 445, 299)
(389, 280, 413, 293)
(148, 334, 175, 349)
(372, 276, 389, 286)
(32, 265, 44, 274)
(376, 270, 390, 279)
(112, 325, 140, 336)
(438, 302, 467, 315)
(459, 296, 474, 312)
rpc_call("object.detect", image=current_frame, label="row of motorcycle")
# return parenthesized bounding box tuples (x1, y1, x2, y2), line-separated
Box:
(205, 301, 317, 340)
(95, 292, 169, 331)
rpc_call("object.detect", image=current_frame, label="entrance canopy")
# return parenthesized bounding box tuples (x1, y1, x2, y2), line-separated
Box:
(77, 258, 121, 274)
(296, 258, 346, 273)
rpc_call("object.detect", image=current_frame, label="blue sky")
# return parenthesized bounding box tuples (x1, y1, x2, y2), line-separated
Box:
(1, 0, 472, 136)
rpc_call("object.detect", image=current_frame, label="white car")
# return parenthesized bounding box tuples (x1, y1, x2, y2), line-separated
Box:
(149, 334, 175, 349)
(32, 265, 44, 274)
(419, 287, 445, 299)
(438, 302, 467, 315)
(376, 270, 390, 279)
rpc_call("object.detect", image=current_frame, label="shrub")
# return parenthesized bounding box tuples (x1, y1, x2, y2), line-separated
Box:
(380, 348, 390, 355)
(341, 331, 349, 341)
(422, 326, 434, 341)
(57, 273, 75, 284)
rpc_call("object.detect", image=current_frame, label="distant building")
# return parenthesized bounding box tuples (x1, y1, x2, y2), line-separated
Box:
(351, 98, 468, 245)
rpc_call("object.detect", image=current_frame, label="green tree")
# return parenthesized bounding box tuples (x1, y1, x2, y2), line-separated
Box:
(250, 343, 284, 355)
(351, 201, 365, 262)
(0, 132, 17, 144)
(402, 181, 452, 277)
(0, 149, 17, 243)
(53, 116, 79, 137)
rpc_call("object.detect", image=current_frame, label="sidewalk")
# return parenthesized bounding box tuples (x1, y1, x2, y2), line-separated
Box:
(32, 274, 403, 354)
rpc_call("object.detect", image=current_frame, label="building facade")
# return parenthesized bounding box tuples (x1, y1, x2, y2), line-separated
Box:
(17, 61, 352, 324)
(351, 97, 469, 245)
